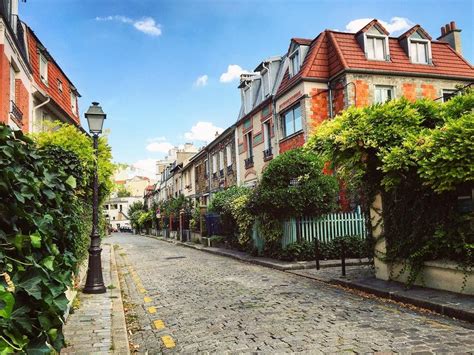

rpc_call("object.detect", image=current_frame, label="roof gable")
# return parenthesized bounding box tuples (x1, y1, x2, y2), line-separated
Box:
(399, 25, 432, 41)
(356, 19, 389, 36)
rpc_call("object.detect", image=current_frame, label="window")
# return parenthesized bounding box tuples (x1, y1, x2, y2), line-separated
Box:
(9, 65, 15, 104)
(261, 70, 270, 98)
(410, 41, 429, 64)
(219, 150, 224, 171)
(263, 120, 272, 150)
(442, 89, 457, 102)
(70, 91, 77, 115)
(212, 154, 217, 174)
(226, 145, 232, 167)
(57, 79, 63, 93)
(374, 86, 393, 104)
(39, 53, 48, 83)
(282, 104, 302, 138)
(366, 36, 386, 60)
(245, 132, 253, 158)
(204, 159, 209, 177)
(290, 50, 300, 76)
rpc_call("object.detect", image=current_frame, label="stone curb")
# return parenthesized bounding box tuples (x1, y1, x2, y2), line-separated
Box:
(110, 246, 130, 354)
(146, 234, 474, 324)
(147, 235, 368, 271)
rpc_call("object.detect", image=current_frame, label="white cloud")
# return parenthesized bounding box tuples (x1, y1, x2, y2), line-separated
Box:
(95, 15, 162, 37)
(219, 65, 248, 83)
(194, 75, 208, 87)
(146, 136, 166, 143)
(345, 17, 414, 35)
(133, 17, 162, 36)
(146, 141, 174, 153)
(131, 159, 157, 179)
(184, 121, 224, 142)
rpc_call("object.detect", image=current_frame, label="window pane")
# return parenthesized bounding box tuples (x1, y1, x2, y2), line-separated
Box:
(293, 105, 302, 132)
(418, 43, 427, 63)
(367, 37, 375, 59)
(284, 111, 294, 137)
(375, 88, 382, 104)
(375, 38, 385, 59)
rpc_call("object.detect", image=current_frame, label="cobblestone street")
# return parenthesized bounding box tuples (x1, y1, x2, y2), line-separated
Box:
(111, 233, 474, 353)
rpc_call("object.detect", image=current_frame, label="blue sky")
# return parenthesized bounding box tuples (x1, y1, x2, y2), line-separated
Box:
(20, 0, 473, 176)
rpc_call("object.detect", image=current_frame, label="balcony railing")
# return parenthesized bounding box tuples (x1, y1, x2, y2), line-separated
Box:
(263, 147, 273, 161)
(10, 100, 23, 126)
(226, 165, 233, 174)
(244, 156, 254, 169)
(219, 169, 224, 178)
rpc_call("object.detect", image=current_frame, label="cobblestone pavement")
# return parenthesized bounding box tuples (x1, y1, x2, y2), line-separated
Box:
(111, 233, 474, 354)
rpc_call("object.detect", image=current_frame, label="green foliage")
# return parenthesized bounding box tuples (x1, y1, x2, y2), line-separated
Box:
(253, 148, 339, 219)
(116, 185, 131, 198)
(0, 125, 89, 352)
(208, 186, 254, 248)
(308, 91, 474, 286)
(128, 201, 144, 230)
(31, 121, 115, 202)
(262, 236, 370, 262)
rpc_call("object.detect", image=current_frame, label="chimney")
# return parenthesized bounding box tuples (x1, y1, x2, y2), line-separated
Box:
(437, 21, 462, 55)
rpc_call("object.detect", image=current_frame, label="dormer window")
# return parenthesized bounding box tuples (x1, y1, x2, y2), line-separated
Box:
(408, 31, 431, 64)
(39, 52, 48, 84)
(365, 27, 389, 61)
(289, 49, 300, 77)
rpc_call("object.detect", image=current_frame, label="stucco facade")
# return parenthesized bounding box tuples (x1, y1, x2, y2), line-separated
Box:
(208, 126, 238, 194)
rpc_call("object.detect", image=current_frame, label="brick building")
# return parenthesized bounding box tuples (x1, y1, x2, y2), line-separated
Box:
(0, 0, 81, 133)
(189, 148, 209, 206)
(208, 126, 238, 194)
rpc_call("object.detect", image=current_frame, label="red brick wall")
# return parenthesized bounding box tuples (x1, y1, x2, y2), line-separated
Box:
(354, 80, 369, 107)
(15, 80, 29, 132)
(26, 29, 80, 125)
(279, 132, 305, 153)
(309, 88, 328, 132)
(332, 84, 345, 115)
(402, 83, 416, 101)
(421, 84, 436, 99)
(0, 46, 9, 125)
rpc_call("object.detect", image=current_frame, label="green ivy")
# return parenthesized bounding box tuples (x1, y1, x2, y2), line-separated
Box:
(0, 125, 91, 353)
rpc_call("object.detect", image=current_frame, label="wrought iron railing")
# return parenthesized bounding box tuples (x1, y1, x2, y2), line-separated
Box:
(244, 156, 254, 169)
(226, 165, 233, 174)
(263, 147, 273, 160)
(10, 100, 23, 126)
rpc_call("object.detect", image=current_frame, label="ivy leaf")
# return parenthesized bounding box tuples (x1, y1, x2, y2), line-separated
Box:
(43, 189, 55, 200)
(0, 286, 15, 319)
(18, 276, 42, 300)
(41, 256, 55, 271)
(26, 341, 51, 354)
(65, 176, 76, 189)
(30, 232, 41, 249)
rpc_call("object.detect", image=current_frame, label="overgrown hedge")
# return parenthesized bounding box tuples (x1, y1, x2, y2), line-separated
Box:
(0, 123, 113, 353)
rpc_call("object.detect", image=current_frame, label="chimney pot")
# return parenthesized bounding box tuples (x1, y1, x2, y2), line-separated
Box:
(450, 21, 456, 30)
(441, 26, 446, 36)
(445, 24, 451, 33)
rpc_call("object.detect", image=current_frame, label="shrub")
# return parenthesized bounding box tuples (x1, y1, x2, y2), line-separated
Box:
(0, 125, 90, 353)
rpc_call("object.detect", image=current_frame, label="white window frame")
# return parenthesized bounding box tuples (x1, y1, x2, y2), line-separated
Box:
(39, 52, 48, 84)
(282, 104, 302, 138)
(365, 34, 389, 61)
(245, 132, 253, 158)
(70, 91, 77, 115)
(374, 85, 394, 104)
(219, 150, 224, 172)
(289, 49, 300, 77)
(9, 64, 16, 104)
(409, 39, 431, 64)
(226, 145, 232, 167)
(263, 120, 271, 150)
(212, 154, 217, 174)
(57, 79, 63, 93)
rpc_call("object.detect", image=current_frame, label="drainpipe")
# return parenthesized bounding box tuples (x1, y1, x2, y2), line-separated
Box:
(33, 96, 50, 131)
(234, 127, 240, 185)
(327, 81, 334, 119)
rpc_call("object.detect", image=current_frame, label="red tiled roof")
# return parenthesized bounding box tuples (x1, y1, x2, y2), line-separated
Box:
(399, 25, 432, 40)
(276, 27, 474, 97)
(292, 38, 312, 46)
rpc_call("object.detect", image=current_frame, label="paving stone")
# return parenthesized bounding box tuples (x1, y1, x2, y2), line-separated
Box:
(110, 233, 474, 353)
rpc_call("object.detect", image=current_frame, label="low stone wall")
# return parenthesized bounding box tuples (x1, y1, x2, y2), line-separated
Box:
(375, 259, 474, 295)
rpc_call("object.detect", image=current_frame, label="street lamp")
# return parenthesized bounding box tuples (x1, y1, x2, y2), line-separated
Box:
(83, 102, 107, 294)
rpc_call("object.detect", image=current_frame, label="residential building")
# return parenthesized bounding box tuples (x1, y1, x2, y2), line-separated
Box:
(189, 148, 209, 206)
(0, 1, 82, 133)
(0, 0, 32, 132)
(104, 196, 142, 230)
(208, 125, 238, 194)
(272, 20, 473, 153)
(125, 176, 151, 197)
(236, 57, 286, 186)
(25, 25, 81, 132)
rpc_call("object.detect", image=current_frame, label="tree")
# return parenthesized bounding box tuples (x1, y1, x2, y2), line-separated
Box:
(116, 185, 131, 197)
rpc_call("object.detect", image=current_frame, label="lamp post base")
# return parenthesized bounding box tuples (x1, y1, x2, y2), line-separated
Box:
(83, 237, 106, 294)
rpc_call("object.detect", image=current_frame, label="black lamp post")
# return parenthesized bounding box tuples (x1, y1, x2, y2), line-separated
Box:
(83, 102, 107, 294)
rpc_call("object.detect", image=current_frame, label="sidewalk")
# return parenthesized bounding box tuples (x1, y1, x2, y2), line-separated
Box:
(61, 243, 129, 354)
(152, 235, 474, 323)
